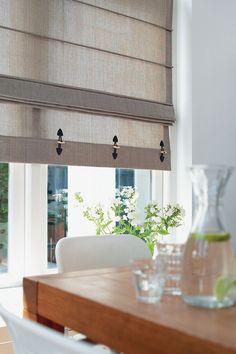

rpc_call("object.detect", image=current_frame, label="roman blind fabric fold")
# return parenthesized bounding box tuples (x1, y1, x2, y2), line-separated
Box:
(0, 0, 174, 170)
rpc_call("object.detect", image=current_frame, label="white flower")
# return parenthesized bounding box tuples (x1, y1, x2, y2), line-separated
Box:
(152, 216, 159, 223)
(112, 198, 122, 207)
(124, 199, 130, 206)
(120, 186, 135, 198)
(131, 219, 137, 227)
(90, 209, 97, 218)
(176, 204, 185, 217)
(120, 187, 128, 196)
(150, 207, 155, 213)
(114, 216, 121, 222)
(109, 210, 115, 219)
(127, 212, 135, 220)
(166, 209, 173, 217)
(123, 215, 128, 221)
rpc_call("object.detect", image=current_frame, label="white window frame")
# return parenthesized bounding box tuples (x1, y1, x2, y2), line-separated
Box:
(24, 164, 48, 276)
(1, 165, 164, 287)
(1, 164, 25, 287)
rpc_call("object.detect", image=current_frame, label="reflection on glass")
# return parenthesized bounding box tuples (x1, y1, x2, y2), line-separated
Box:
(48, 166, 68, 267)
(0, 164, 8, 274)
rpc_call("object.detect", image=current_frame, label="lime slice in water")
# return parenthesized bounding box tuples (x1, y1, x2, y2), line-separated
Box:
(214, 276, 236, 301)
(190, 233, 230, 242)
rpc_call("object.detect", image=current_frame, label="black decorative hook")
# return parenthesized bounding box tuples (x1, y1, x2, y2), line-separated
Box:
(112, 135, 120, 160)
(160, 140, 167, 162)
(56, 129, 65, 156)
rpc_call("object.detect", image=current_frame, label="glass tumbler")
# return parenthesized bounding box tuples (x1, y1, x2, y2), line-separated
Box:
(132, 258, 166, 304)
(157, 242, 184, 295)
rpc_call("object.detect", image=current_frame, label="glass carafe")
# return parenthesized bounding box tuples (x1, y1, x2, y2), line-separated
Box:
(182, 165, 236, 308)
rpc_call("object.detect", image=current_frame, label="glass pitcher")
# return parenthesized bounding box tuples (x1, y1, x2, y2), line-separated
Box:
(182, 165, 236, 308)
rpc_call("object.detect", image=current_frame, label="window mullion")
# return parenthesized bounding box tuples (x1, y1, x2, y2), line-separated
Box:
(24, 164, 48, 276)
(8, 163, 25, 282)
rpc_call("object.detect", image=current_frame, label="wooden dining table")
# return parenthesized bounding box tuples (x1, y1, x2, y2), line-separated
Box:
(23, 266, 236, 354)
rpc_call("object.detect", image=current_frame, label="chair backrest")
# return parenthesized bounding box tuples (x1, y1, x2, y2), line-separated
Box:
(0, 305, 102, 354)
(56, 235, 151, 273)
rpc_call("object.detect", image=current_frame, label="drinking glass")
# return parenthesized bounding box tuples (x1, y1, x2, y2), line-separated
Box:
(132, 258, 166, 304)
(157, 242, 184, 295)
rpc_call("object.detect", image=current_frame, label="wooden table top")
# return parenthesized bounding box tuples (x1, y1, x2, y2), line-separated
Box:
(23, 267, 236, 354)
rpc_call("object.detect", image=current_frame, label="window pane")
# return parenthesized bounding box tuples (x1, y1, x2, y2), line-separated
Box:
(116, 169, 134, 189)
(0, 164, 9, 274)
(48, 166, 68, 267)
(47, 166, 151, 269)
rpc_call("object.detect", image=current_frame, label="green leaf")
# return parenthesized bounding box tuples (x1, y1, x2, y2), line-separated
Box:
(158, 229, 169, 235)
(74, 192, 84, 203)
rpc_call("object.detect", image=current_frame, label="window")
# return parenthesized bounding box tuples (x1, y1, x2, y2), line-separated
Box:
(0, 163, 162, 287)
(0, 164, 9, 274)
(47, 166, 153, 269)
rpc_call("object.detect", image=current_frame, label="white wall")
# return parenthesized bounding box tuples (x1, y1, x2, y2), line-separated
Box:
(192, 0, 236, 248)
(164, 0, 192, 243)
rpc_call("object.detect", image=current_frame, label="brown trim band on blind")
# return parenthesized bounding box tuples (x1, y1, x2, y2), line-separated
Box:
(0, 75, 175, 125)
(0, 103, 171, 170)
(0, 135, 171, 171)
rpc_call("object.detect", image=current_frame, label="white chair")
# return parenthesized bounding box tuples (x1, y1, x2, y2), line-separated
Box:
(55, 234, 151, 353)
(0, 305, 105, 354)
(56, 234, 151, 273)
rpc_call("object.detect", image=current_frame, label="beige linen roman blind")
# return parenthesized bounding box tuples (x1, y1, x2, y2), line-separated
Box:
(0, 0, 175, 170)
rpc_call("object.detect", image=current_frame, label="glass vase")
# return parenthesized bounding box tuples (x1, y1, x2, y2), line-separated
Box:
(182, 165, 236, 308)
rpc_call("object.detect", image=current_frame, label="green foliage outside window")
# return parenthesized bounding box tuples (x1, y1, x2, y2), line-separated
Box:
(75, 186, 184, 255)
